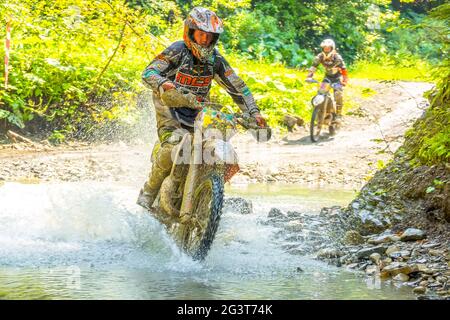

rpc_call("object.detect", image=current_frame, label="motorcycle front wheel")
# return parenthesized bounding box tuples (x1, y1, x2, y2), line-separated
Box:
(181, 173, 224, 261)
(310, 103, 326, 142)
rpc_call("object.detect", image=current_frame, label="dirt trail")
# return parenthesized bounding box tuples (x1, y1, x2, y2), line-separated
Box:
(0, 80, 433, 189)
(232, 80, 433, 189)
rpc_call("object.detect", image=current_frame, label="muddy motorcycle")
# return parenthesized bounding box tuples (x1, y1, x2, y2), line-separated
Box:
(306, 78, 339, 142)
(147, 89, 271, 260)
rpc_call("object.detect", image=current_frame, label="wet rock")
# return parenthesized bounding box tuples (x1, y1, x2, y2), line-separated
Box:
(381, 262, 418, 277)
(386, 245, 401, 256)
(429, 249, 443, 256)
(366, 265, 378, 275)
(436, 276, 447, 284)
(370, 253, 381, 264)
(423, 243, 440, 249)
(289, 248, 307, 256)
(284, 220, 303, 233)
(416, 264, 429, 273)
(388, 250, 411, 259)
(400, 228, 426, 242)
(413, 286, 427, 294)
(383, 257, 393, 264)
(223, 197, 253, 214)
(342, 230, 365, 245)
(368, 234, 400, 245)
(354, 209, 387, 235)
(393, 273, 410, 282)
(419, 280, 429, 287)
(437, 290, 448, 296)
(356, 245, 386, 259)
(287, 211, 303, 219)
(268, 208, 286, 220)
(317, 248, 344, 259)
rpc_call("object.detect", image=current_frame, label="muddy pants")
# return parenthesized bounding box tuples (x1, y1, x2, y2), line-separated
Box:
(142, 115, 192, 197)
(323, 77, 343, 115)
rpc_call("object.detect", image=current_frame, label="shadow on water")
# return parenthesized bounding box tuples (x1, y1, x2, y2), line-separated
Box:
(0, 182, 415, 299)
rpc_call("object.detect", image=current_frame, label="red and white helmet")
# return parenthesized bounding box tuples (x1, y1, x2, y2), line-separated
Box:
(183, 7, 224, 63)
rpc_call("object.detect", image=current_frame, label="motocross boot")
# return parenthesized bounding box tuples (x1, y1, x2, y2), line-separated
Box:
(137, 140, 175, 210)
(334, 88, 343, 128)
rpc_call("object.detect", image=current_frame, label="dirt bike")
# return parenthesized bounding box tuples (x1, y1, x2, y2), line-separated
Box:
(306, 78, 339, 142)
(147, 88, 271, 261)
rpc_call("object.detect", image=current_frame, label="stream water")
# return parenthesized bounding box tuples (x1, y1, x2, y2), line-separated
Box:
(0, 181, 415, 299)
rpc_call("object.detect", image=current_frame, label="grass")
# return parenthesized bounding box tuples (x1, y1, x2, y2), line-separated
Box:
(350, 59, 433, 82)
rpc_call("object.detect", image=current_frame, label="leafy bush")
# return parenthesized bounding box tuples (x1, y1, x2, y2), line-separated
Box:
(0, 0, 173, 138)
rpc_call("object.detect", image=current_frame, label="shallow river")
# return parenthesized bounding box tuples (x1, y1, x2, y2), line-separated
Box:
(0, 182, 415, 299)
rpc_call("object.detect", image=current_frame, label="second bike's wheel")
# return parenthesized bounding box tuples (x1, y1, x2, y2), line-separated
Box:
(180, 173, 224, 261)
(310, 105, 325, 142)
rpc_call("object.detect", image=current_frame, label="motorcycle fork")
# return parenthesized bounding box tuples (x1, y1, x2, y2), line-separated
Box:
(179, 124, 203, 218)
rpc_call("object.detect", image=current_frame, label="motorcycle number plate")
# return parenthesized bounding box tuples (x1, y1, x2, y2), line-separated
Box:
(214, 140, 237, 164)
(312, 94, 325, 106)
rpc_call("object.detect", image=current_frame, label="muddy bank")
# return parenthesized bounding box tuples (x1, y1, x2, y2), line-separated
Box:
(309, 83, 450, 299)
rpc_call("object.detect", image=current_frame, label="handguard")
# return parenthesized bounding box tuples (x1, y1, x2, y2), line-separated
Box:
(237, 113, 272, 143)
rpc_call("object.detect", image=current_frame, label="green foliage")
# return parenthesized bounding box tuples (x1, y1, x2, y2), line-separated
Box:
(0, 0, 173, 137)
(209, 54, 316, 127)
(209, 53, 369, 128)
(0, 0, 447, 141)
(401, 3, 450, 166)
(351, 57, 432, 81)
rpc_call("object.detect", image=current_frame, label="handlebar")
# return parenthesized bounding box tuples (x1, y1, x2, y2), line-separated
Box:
(161, 87, 269, 131)
(305, 78, 319, 84)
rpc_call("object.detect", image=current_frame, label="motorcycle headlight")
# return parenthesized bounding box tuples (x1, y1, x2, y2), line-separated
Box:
(312, 95, 325, 106)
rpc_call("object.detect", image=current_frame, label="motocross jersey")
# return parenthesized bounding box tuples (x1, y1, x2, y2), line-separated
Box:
(311, 51, 347, 78)
(142, 41, 259, 127)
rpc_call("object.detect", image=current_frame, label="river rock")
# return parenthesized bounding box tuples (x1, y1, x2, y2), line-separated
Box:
(393, 273, 410, 282)
(386, 245, 401, 256)
(223, 197, 253, 214)
(413, 286, 427, 294)
(356, 245, 386, 259)
(400, 228, 426, 241)
(284, 220, 303, 232)
(286, 211, 303, 219)
(267, 208, 286, 220)
(354, 209, 387, 235)
(419, 280, 429, 287)
(370, 253, 381, 264)
(429, 249, 443, 256)
(437, 290, 448, 296)
(342, 230, 365, 245)
(317, 248, 344, 259)
(381, 262, 418, 277)
(368, 234, 400, 244)
(388, 250, 411, 259)
(366, 265, 378, 275)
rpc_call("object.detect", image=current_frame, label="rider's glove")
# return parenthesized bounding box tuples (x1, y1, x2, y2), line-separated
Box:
(158, 80, 176, 95)
(342, 76, 349, 86)
(252, 112, 267, 128)
(306, 66, 316, 79)
(340, 68, 349, 86)
(162, 82, 176, 91)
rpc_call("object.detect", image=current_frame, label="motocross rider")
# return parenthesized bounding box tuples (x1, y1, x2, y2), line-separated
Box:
(137, 7, 267, 210)
(306, 38, 349, 121)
